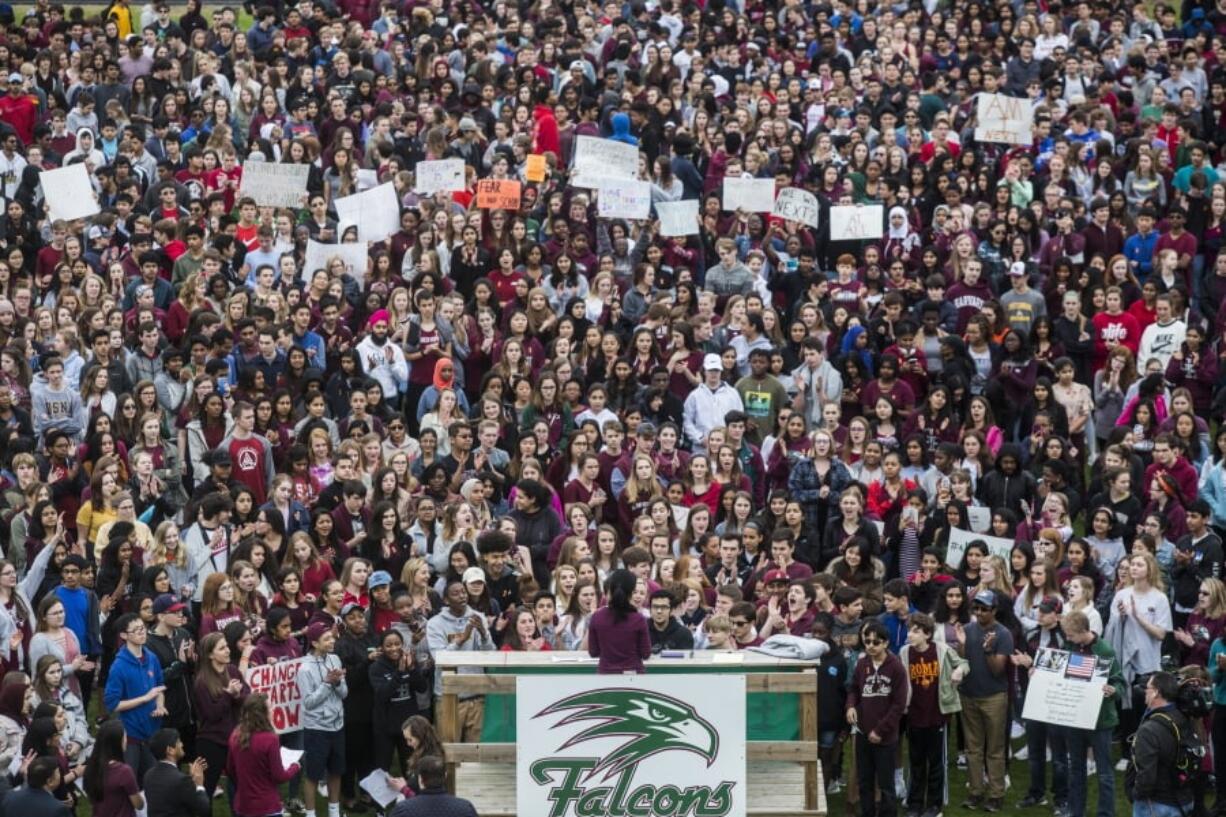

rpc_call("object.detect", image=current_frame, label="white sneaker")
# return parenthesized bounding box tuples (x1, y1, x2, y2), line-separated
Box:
(895, 769, 908, 799)
(1010, 722, 1026, 739)
(827, 779, 844, 794)
(1087, 758, 1096, 776)
(1016, 745, 1029, 761)
(1115, 759, 1129, 772)
(1004, 774, 1011, 791)
(318, 781, 329, 797)
(956, 753, 967, 769)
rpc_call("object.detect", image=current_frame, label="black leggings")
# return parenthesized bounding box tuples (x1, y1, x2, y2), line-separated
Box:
(197, 738, 228, 798)
(374, 729, 411, 776)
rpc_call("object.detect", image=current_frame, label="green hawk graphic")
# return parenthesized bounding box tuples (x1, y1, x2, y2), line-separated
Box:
(535, 688, 719, 781)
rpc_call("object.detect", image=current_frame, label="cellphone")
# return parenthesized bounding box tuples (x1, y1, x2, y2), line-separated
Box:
(217, 376, 229, 396)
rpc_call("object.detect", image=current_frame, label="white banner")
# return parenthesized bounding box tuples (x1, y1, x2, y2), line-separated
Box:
(40, 164, 100, 222)
(657, 200, 699, 237)
(334, 182, 401, 243)
(772, 187, 819, 228)
(573, 136, 639, 186)
(1020, 647, 1108, 729)
(722, 177, 775, 212)
(304, 239, 369, 286)
(517, 674, 746, 817)
(974, 93, 1034, 146)
(356, 168, 378, 192)
(413, 158, 465, 195)
(245, 657, 307, 733)
(829, 205, 883, 240)
(238, 161, 310, 208)
(597, 178, 652, 220)
(945, 527, 1015, 574)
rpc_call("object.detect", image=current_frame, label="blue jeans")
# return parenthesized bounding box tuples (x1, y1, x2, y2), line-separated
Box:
(1133, 801, 1190, 817)
(1025, 718, 1069, 804)
(1067, 726, 1114, 817)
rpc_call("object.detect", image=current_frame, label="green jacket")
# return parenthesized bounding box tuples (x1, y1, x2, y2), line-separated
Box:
(1077, 635, 1124, 731)
(900, 640, 970, 715)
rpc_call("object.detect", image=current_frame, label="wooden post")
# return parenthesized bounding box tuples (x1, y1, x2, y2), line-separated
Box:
(801, 682, 819, 811)
(438, 669, 460, 794)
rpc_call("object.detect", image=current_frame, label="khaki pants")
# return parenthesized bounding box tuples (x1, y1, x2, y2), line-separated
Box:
(960, 691, 1007, 800)
(457, 697, 485, 743)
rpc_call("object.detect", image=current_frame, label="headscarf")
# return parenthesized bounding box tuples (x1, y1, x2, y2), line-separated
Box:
(840, 324, 874, 376)
(432, 357, 455, 391)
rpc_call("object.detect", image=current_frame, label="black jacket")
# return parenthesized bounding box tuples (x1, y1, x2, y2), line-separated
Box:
(0, 785, 72, 817)
(336, 629, 379, 726)
(143, 762, 210, 817)
(389, 788, 478, 817)
(648, 618, 695, 652)
(145, 627, 195, 730)
(1132, 704, 1195, 805)
(368, 652, 430, 736)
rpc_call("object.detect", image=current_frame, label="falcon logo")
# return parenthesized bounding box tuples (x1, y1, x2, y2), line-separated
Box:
(528, 688, 736, 817)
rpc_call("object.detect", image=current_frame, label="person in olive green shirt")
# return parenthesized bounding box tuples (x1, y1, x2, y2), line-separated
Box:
(734, 349, 788, 446)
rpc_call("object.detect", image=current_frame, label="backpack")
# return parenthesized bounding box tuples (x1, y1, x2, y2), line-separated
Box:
(1124, 710, 1207, 804)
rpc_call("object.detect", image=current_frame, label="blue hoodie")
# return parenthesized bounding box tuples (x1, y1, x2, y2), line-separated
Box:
(103, 645, 164, 741)
(609, 112, 638, 146)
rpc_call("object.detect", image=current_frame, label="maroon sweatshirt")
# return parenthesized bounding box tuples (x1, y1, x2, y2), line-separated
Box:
(845, 652, 909, 744)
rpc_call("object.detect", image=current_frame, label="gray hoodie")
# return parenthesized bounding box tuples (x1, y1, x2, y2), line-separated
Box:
(295, 652, 348, 731)
(425, 604, 494, 699)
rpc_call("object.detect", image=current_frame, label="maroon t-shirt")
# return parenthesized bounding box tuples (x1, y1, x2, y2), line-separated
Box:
(229, 436, 269, 504)
(93, 762, 138, 817)
(905, 643, 945, 728)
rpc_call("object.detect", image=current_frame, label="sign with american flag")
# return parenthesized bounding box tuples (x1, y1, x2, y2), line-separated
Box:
(1064, 653, 1097, 681)
(1021, 648, 1107, 730)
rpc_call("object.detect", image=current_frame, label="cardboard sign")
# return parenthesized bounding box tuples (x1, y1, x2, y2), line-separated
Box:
(40, 164, 100, 222)
(525, 154, 547, 183)
(572, 136, 639, 186)
(945, 527, 1016, 576)
(722, 177, 776, 212)
(657, 199, 700, 237)
(413, 158, 465, 195)
(772, 187, 819, 228)
(974, 93, 1034, 146)
(475, 179, 521, 210)
(1020, 648, 1108, 729)
(597, 178, 651, 220)
(238, 161, 310, 208)
(334, 182, 401, 243)
(246, 657, 306, 734)
(829, 205, 884, 240)
(304, 239, 369, 286)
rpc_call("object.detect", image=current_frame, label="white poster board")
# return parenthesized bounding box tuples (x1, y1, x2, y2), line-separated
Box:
(413, 158, 465, 195)
(356, 169, 378, 192)
(304, 239, 369, 286)
(40, 164, 100, 222)
(517, 674, 746, 817)
(974, 93, 1034, 146)
(967, 506, 992, 534)
(334, 182, 401, 243)
(657, 200, 700, 237)
(772, 187, 819, 228)
(1020, 647, 1108, 729)
(572, 136, 639, 186)
(829, 205, 884, 240)
(597, 178, 652, 220)
(945, 527, 1015, 574)
(722, 177, 776, 212)
(238, 161, 310, 208)
(245, 657, 307, 733)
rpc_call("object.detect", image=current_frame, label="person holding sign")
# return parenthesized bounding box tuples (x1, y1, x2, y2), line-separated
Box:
(1061, 611, 1122, 817)
(226, 694, 302, 817)
(1011, 596, 1070, 813)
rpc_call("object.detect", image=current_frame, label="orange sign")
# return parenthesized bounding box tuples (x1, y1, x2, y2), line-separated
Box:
(525, 154, 547, 182)
(476, 179, 522, 210)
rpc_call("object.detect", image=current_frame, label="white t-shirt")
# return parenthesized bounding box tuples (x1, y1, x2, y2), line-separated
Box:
(1112, 585, 1171, 674)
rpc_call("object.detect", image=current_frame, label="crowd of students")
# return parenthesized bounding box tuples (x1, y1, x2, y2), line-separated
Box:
(4, 0, 1226, 814)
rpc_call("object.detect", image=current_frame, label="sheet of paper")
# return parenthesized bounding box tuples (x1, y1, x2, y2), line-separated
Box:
(596, 178, 651, 220)
(722, 177, 775, 212)
(280, 747, 304, 769)
(657, 199, 699, 236)
(359, 769, 403, 808)
(40, 164, 100, 222)
(333, 183, 401, 243)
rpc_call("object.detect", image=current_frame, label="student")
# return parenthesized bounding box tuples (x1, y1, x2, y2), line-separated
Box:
(845, 619, 909, 817)
(297, 621, 348, 817)
(102, 612, 166, 782)
(899, 612, 968, 817)
(958, 590, 1012, 812)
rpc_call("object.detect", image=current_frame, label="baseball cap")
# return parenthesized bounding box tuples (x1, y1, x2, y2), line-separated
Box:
(306, 621, 333, 643)
(1037, 596, 1063, 614)
(203, 449, 232, 467)
(340, 602, 365, 617)
(972, 589, 997, 608)
(152, 594, 186, 615)
(462, 567, 486, 585)
(369, 570, 392, 589)
(763, 569, 788, 585)
(703, 353, 722, 371)
(1008, 261, 1028, 277)
(7, 72, 21, 84)
(459, 116, 478, 132)
(807, 78, 820, 90)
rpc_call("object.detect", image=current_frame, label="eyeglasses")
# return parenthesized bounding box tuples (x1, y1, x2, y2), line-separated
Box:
(862, 638, 885, 646)
(126, 625, 146, 635)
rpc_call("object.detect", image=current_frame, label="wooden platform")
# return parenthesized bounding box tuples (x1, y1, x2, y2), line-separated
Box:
(456, 759, 827, 817)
